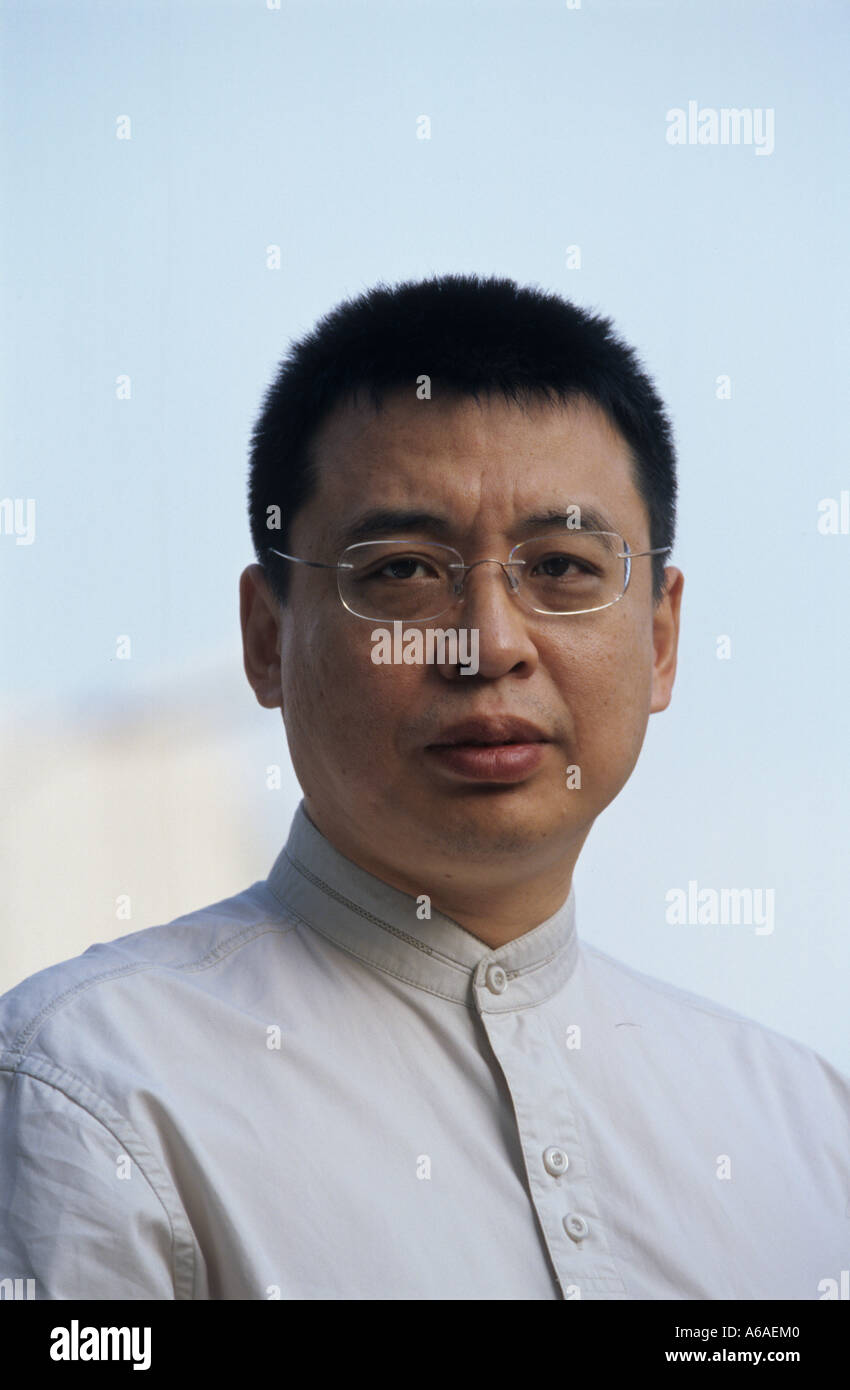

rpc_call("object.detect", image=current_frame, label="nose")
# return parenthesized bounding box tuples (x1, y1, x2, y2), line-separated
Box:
(437, 559, 538, 681)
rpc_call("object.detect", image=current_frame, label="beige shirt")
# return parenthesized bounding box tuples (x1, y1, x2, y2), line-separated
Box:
(1, 801, 848, 1300)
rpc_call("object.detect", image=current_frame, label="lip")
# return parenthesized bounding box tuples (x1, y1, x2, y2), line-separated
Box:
(425, 716, 551, 783)
(427, 716, 550, 748)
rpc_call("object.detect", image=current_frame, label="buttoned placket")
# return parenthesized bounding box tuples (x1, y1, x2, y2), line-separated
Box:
(473, 955, 629, 1301)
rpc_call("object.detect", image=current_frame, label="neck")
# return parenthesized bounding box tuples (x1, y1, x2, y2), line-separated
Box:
(419, 864, 580, 948)
(303, 801, 587, 948)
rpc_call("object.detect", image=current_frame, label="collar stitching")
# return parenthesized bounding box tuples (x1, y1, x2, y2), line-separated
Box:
(283, 850, 468, 974)
(272, 897, 474, 1008)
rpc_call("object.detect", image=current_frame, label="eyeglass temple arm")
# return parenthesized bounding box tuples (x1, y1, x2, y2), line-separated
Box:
(267, 548, 347, 571)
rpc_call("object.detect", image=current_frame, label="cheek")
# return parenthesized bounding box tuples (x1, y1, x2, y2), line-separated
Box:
(552, 623, 654, 775)
(281, 609, 412, 755)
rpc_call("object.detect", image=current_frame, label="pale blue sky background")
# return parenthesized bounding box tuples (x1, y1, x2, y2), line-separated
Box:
(1, 0, 849, 1067)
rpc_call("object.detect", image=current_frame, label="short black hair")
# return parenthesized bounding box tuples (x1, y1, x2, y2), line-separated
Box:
(248, 273, 677, 603)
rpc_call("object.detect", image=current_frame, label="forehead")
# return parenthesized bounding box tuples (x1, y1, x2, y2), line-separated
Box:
(298, 388, 649, 545)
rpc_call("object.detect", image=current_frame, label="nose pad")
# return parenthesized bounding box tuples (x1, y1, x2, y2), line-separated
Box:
(458, 558, 522, 599)
(504, 565, 521, 594)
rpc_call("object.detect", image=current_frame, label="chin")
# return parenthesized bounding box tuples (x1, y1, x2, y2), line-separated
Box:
(406, 794, 566, 857)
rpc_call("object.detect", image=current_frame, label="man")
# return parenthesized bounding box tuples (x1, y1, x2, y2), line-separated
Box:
(1, 274, 847, 1300)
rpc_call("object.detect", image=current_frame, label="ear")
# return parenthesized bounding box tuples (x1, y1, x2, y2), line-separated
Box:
(240, 564, 284, 709)
(650, 568, 684, 714)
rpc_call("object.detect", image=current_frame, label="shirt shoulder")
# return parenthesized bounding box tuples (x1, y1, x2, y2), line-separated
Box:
(580, 939, 850, 1097)
(0, 878, 292, 1068)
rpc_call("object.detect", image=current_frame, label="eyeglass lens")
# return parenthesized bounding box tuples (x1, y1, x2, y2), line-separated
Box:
(338, 533, 627, 620)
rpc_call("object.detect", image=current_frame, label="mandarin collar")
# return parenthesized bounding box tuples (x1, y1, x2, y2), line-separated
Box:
(265, 802, 580, 1012)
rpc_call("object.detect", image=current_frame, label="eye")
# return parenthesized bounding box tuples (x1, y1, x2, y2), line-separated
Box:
(531, 553, 595, 578)
(373, 554, 438, 580)
(381, 558, 419, 580)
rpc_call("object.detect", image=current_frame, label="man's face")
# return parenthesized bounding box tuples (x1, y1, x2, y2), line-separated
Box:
(242, 389, 682, 897)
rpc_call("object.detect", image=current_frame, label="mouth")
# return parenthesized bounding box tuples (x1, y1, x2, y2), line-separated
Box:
(428, 717, 549, 748)
(425, 718, 551, 782)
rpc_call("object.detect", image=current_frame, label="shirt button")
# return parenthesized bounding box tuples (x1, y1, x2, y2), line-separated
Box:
(563, 1213, 589, 1241)
(543, 1146, 569, 1176)
(485, 964, 507, 994)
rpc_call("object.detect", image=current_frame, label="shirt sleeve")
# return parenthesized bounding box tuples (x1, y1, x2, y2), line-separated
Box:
(0, 1069, 195, 1299)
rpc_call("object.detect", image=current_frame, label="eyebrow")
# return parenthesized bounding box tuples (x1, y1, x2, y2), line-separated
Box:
(513, 506, 621, 537)
(335, 510, 453, 549)
(333, 504, 622, 550)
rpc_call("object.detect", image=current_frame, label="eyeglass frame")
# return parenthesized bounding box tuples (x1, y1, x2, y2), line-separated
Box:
(266, 533, 673, 620)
